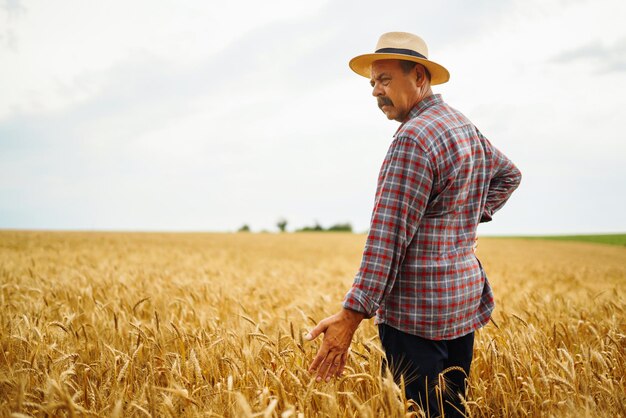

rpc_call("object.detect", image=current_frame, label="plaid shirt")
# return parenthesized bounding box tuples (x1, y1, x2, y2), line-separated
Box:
(343, 94, 521, 340)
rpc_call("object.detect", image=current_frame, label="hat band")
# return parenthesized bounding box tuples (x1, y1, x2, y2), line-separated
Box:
(375, 47, 427, 60)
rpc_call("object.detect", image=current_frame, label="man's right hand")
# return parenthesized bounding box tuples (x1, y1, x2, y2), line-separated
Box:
(305, 308, 365, 382)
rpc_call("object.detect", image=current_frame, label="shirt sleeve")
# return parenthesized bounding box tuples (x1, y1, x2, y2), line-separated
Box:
(343, 136, 433, 317)
(480, 140, 522, 223)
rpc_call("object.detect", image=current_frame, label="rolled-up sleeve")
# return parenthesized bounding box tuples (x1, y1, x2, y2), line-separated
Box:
(343, 136, 433, 317)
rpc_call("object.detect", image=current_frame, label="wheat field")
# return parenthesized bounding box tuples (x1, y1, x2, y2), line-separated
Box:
(1, 231, 625, 417)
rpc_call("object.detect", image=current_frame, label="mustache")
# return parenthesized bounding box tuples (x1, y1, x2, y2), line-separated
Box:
(378, 97, 394, 108)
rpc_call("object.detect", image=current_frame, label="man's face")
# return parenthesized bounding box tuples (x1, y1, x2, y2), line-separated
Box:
(370, 60, 421, 122)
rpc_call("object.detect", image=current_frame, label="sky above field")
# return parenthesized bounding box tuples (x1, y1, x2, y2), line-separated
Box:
(1, 0, 625, 234)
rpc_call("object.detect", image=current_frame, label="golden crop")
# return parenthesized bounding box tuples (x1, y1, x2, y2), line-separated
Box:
(1, 231, 625, 417)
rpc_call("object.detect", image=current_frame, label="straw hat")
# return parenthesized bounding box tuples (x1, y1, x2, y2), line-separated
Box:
(349, 32, 450, 85)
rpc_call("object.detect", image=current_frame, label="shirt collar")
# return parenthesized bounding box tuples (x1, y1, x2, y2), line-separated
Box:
(395, 93, 443, 135)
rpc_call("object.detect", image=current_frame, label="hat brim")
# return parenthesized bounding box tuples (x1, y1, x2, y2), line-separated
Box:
(349, 53, 450, 85)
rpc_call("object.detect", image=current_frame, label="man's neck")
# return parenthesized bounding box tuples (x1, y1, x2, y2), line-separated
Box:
(415, 88, 433, 107)
(401, 89, 434, 122)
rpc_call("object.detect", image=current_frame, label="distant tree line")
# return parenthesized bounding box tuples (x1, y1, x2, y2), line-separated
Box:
(237, 219, 353, 233)
(296, 222, 353, 233)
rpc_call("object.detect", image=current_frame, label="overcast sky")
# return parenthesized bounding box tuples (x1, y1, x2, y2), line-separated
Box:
(1, 0, 625, 235)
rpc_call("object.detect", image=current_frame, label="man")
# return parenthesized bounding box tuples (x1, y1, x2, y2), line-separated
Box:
(305, 32, 521, 417)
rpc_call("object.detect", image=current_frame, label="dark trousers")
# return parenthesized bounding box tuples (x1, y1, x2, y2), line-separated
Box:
(378, 324, 474, 418)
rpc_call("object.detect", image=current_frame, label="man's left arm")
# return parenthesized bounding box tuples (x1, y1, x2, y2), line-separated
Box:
(480, 141, 522, 223)
(306, 136, 433, 381)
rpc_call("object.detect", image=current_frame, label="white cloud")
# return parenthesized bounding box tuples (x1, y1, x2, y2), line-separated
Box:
(0, 0, 331, 119)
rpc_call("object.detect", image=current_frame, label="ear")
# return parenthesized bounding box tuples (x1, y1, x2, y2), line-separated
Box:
(415, 65, 427, 86)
